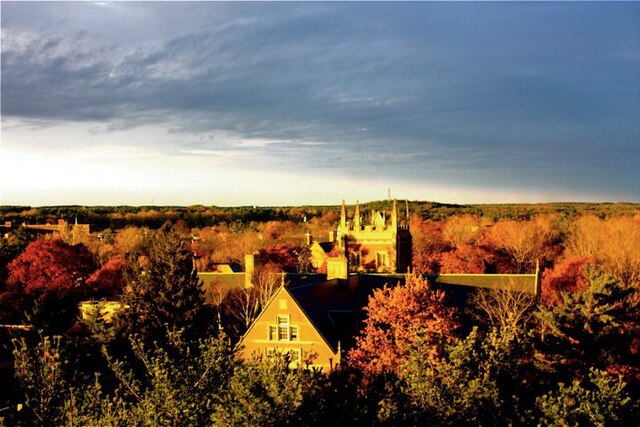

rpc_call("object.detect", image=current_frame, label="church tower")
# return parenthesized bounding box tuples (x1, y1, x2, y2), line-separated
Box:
(336, 199, 412, 273)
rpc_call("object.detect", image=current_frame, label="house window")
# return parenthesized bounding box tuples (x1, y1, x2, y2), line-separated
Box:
(290, 348, 302, 364)
(278, 326, 289, 341)
(277, 315, 289, 341)
(268, 315, 299, 342)
(376, 251, 388, 268)
(265, 348, 301, 365)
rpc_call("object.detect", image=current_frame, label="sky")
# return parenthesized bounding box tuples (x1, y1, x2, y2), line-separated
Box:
(1, 1, 639, 206)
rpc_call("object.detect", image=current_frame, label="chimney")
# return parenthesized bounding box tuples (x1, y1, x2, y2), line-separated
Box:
(328, 230, 336, 243)
(327, 256, 348, 280)
(305, 232, 313, 246)
(244, 252, 260, 288)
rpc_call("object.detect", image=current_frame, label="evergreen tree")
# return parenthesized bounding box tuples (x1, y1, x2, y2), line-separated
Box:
(535, 266, 639, 384)
(535, 369, 636, 426)
(296, 245, 314, 273)
(113, 225, 214, 348)
(401, 326, 535, 426)
(211, 353, 323, 427)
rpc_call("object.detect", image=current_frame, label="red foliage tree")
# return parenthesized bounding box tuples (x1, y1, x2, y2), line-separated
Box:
(258, 243, 300, 272)
(5, 239, 97, 302)
(348, 274, 460, 379)
(438, 244, 494, 274)
(1, 239, 98, 329)
(541, 256, 595, 305)
(411, 218, 448, 274)
(85, 255, 126, 298)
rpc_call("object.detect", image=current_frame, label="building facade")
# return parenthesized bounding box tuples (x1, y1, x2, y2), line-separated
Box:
(336, 199, 412, 274)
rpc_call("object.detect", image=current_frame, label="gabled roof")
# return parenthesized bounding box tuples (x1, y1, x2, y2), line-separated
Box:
(361, 273, 539, 295)
(242, 271, 539, 355)
(286, 277, 387, 352)
(311, 240, 336, 254)
(207, 263, 242, 273)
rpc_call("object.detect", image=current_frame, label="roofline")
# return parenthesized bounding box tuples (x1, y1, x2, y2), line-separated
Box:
(238, 284, 286, 344)
(283, 286, 341, 355)
(198, 272, 246, 276)
(361, 272, 538, 278)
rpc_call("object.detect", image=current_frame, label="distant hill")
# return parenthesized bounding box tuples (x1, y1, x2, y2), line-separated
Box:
(1, 201, 638, 231)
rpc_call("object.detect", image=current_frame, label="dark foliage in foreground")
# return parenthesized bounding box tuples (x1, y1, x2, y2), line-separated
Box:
(2, 230, 639, 426)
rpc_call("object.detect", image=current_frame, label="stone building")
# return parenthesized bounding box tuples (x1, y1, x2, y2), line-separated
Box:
(333, 199, 412, 274)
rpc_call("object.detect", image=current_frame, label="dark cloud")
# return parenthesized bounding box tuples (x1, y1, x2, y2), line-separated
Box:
(1, 2, 638, 200)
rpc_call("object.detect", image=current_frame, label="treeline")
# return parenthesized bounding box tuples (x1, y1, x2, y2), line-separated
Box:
(0, 226, 638, 426)
(2, 201, 638, 230)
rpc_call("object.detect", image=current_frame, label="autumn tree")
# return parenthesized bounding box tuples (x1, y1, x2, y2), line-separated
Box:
(442, 214, 482, 248)
(2, 238, 97, 330)
(469, 287, 536, 334)
(410, 218, 447, 274)
(566, 216, 640, 286)
(438, 244, 494, 274)
(258, 243, 301, 272)
(194, 226, 261, 270)
(540, 256, 594, 306)
(348, 274, 460, 380)
(85, 255, 126, 298)
(0, 227, 36, 282)
(114, 226, 146, 256)
(483, 215, 560, 273)
(264, 221, 281, 240)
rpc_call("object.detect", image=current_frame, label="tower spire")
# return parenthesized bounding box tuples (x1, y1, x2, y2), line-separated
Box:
(340, 199, 347, 229)
(405, 199, 410, 222)
(354, 200, 361, 229)
(392, 199, 398, 229)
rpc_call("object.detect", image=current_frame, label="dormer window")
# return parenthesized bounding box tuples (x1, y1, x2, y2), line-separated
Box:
(277, 315, 289, 340)
(268, 315, 299, 342)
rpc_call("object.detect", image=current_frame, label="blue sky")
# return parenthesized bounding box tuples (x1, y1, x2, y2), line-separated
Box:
(1, 2, 638, 206)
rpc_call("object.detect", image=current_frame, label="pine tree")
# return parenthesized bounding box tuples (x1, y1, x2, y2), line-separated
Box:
(113, 225, 214, 348)
(536, 266, 639, 384)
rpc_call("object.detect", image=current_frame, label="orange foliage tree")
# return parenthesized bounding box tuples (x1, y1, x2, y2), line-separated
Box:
(566, 216, 640, 286)
(258, 243, 301, 272)
(483, 215, 560, 273)
(438, 244, 494, 274)
(442, 214, 482, 248)
(411, 218, 448, 274)
(194, 226, 261, 270)
(540, 256, 595, 306)
(348, 274, 460, 379)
